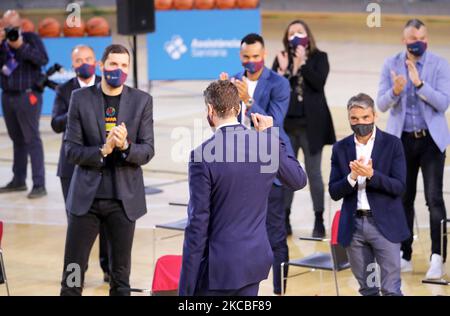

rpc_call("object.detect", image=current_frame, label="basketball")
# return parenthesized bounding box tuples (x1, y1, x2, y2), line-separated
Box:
(20, 18, 35, 33)
(63, 18, 86, 37)
(173, 0, 194, 10)
(216, 0, 236, 9)
(155, 0, 173, 10)
(38, 17, 61, 37)
(194, 0, 216, 10)
(236, 0, 259, 9)
(86, 17, 110, 36)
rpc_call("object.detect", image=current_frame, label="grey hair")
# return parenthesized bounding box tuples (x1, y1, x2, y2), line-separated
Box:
(347, 93, 375, 112)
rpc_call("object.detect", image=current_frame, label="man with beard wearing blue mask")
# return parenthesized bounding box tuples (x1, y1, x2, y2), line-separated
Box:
(329, 93, 409, 296)
(377, 19, 450, 280)
(60, 44, 154, 296)
(220, 33, 292, 295)
(51, 45, 110, 283)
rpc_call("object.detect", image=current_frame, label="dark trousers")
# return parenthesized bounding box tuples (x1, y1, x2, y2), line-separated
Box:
(60, 199, 135, 296)
(401, 132, 447, 262)
(195, 282, 259, 296)
(284, 124, 324, 219)
(266, 184, 288, 294)
(60, 177, 110, 274)
(1, 91, 45, 187)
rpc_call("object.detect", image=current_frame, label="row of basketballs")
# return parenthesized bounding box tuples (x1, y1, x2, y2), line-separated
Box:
(18, 16, 110, 38)
(156, 0, 259, 10)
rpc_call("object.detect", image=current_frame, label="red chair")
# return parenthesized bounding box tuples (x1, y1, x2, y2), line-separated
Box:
(151, 255, 182, 295)
(0, 221, 10, 296)
(281, 211, 350, 296)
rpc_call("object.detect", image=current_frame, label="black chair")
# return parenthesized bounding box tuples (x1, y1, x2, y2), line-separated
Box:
(281, 211, 351, 296)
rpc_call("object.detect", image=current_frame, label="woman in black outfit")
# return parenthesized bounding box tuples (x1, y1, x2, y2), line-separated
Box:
(272, 20, 336, 238)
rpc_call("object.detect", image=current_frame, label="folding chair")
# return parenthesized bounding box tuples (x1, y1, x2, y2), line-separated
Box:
(151, 255, 182, 295)
(0, 221, 10, 296)
(152, 217, 187, 268)
(281, 211, 351, 296)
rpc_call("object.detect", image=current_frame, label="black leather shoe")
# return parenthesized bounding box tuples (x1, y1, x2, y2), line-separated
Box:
(312, 220, 326, 238)
(286, 223, 292, 236)
(103, 272, 110, 283)
(0, 180, 27, 193)
(27, 186, 47, 199)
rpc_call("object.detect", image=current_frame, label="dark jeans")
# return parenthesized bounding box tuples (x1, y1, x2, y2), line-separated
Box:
(1, 91, 45, 187)
(266, 184, 288, 294)
(401, 132, 447, 262)
(60, 199, 135, 296)
(283, 124, 324, 219)
(60, 177, 109, 274)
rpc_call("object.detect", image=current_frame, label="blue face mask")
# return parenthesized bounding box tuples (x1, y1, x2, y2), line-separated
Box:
(103, 68, 127, 88)
(407, 41, 427, 57)
(75, 63, 96, 79)
(242, 59, 265, 75)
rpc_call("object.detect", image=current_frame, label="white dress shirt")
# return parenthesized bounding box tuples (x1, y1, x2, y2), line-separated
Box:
(77, 75, 96, 88)
(241, 79, 258, 128)
(347, 127, 377, 210)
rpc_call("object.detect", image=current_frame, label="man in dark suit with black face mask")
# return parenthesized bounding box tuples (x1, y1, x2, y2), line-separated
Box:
(51, 44, 111, 283)
(60, 44, 154, 296)
(329, 93, 409, 296)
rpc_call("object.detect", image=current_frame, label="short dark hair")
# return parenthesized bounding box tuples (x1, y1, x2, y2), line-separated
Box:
(241, 33, 265, 47)
(101, 44, 130, 63)
(203, 80, 241, 119)
(405, 18, 425, 29)
(347, 93, 375, 112)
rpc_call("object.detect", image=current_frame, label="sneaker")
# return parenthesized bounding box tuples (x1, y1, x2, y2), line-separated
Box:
(425, 254, 445, 280)
(401, 258, 413, 272)
(0, 180, 27, 193)
(27, 186, 47, 199)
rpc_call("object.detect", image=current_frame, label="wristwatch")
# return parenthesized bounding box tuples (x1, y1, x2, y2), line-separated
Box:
(246, 98, 254, 108)
(99, 146, 108, 158)
(415, 81, 424, 89)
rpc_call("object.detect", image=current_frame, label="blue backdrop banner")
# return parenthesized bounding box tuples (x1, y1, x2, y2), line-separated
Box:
(147, 9, 261, 80)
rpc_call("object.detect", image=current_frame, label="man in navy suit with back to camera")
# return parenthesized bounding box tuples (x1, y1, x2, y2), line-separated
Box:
(179, 80, 307, 296)
(220, 33, 293, 295)
(329, 93, 409, 296)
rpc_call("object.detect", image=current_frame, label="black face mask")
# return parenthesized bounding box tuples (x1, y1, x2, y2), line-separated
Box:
(351, 123, 374, 137)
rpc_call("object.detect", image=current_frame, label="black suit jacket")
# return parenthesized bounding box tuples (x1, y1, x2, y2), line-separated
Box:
(64, 82, 154, 221)
(272, 50, 336, 155)
(51, 76, 102, 178)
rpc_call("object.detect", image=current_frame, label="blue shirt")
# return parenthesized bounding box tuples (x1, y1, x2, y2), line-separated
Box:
(403, 53, 427, 132)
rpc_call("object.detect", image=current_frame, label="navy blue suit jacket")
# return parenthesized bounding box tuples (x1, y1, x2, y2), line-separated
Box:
(328, 128, 410, 247)
(234, 67, 292, 154)
(179, 124, 307, 295)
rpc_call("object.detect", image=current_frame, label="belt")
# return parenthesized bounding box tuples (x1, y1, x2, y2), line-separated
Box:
(356, 209, 373, 217)
(403, 129, 428, 139)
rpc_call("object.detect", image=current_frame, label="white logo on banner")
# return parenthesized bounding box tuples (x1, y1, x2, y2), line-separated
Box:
(165, 35, 188, 60)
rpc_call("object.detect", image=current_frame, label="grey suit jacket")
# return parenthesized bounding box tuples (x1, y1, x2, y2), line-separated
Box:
(64, 82, 154, 221)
